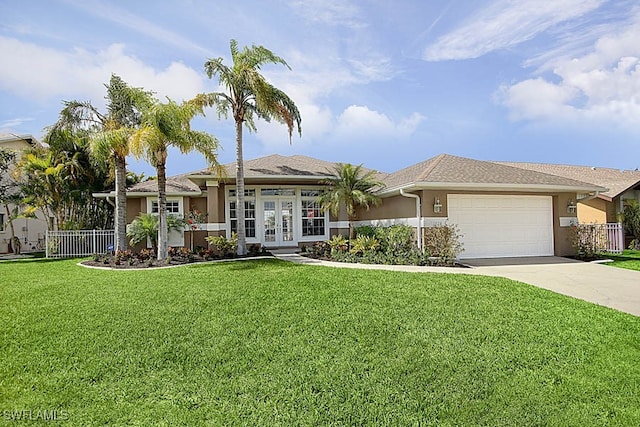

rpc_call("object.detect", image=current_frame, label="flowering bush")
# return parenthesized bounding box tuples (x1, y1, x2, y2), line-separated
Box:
(423, 224, 464, 262)
(569, 224, 606, 259)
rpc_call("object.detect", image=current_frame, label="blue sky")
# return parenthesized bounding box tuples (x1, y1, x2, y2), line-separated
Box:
(1, 0, 640, 176)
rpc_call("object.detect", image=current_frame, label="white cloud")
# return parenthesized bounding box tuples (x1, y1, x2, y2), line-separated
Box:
(499, 21, 640, 127)
(335, 105, 424, 139)
(0, 117, 34, 130)
(0, 37, 205, 105)
(423, 0, 604, 61)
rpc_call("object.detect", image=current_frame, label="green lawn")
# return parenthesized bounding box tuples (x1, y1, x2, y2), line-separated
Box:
(605, 249, 640, 271)
(1, 258, 639, 425)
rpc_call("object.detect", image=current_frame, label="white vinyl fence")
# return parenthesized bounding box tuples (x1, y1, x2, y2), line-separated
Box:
(575, 223, 624, 255)
(602, 223, 625, 254)
(46, 230, 115, 258)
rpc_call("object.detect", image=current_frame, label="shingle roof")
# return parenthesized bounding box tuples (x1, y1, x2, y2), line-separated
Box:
(192, 154, 386, 181)
(382, 154, 606, 192)
(495, 162, 640, 200)
(123, 154, 611, 197)
(127, 172, 202, 194)
(126, 155, 386, 194)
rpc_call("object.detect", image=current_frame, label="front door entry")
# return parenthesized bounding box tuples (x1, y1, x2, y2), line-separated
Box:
(263, 199, 295, 246)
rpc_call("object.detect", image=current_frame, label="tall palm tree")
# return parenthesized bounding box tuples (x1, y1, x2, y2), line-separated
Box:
(51, 74, 150, 251)
(318, 163, 384, 240)
(130, 97, 221, 261)
(201, 39, 302, 255)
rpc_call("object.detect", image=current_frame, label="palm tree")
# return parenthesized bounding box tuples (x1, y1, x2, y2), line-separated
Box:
(130, 97, 221, 261)
(318, 163, 384, 240)
(127, 213, 186, 254)
(201, 39, 302, 255)
(51, 74, 150, 251)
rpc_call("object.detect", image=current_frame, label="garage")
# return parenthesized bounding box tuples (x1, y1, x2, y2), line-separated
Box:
(447, 194, 554, 259)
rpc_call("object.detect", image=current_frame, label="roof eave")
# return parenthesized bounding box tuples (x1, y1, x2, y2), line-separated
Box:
(93, 190, 202, 198)
(377, 182, 608, 196)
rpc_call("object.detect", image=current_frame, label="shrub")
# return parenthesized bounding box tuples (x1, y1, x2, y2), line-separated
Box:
(168, 247, 195, 263)
(354, 225, 376, 238)
(622, 201, 640, 249)
(374, 225, 415, 254)
(304, 241, 330, 258)
(569, 224, 606, 259)
(327, 235, 349, 254)
(205, 233, 238, 257)
(247, 243, 266, 256)
(423, 224, 464, 261)
(350, 235, 380, 255)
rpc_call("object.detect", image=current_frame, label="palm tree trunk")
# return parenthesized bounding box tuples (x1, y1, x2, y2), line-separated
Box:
(348, 213, 356, 240)
(235, 119, 247, 256)
(114, 155, 127, 252)
(156, 161, 168, 261)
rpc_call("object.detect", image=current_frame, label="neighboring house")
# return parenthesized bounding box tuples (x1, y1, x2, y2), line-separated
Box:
(0, 134, 48, 253)
(101, 153, 607, 259)
(496, 162, 640, 224)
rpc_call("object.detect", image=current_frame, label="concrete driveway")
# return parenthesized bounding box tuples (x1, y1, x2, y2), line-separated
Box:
(463, 257, 640, 317)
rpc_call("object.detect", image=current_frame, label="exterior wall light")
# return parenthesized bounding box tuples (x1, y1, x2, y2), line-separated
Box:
(433, 197, 443, 213)
(567, 199, 577, 214)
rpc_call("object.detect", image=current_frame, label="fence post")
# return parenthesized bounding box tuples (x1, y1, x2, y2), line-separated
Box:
(616, 223, 624, 253)
(45, 231, 49, 258)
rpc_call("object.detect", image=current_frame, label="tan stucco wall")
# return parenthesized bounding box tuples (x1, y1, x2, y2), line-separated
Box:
(187, 197, 207, 215)
(553, 193, 577, 256)
(357, 195, 415, 220)
(578, 198, 607, 224)
(206, 185, 225, 223)
(126, 198, 147, 223)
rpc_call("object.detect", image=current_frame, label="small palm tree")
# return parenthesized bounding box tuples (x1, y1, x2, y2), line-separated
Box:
(127, 213, 186, 255)
(318, 163, 384, 240)
(130, 97, 221, 261)
(200, 39, 302, 255)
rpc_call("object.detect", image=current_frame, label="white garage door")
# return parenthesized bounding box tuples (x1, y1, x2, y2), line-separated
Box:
(447, 194, 554, 259)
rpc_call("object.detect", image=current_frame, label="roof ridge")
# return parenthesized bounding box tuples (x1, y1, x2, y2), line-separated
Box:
(416, 153, 448, 181)
(498, 160, 639, 173)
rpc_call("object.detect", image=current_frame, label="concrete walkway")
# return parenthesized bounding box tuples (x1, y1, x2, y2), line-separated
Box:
(273, 252, 640, 317)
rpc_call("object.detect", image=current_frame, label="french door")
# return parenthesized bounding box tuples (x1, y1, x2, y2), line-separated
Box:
(263, 199, 295, 246)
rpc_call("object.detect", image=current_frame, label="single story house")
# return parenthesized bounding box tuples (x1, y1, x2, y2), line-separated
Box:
(106, 153, 608, 259)
(496, 162, 640, 225)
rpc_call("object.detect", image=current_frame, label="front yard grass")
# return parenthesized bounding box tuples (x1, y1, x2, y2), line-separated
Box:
(605, 249, 640, 271)
(1, 258, 639, 425)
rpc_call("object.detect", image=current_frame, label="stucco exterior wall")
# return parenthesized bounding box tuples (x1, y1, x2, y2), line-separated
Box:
(126, 198, 146, 223)
(357, 195, 415, 221)
(578, 198, 607, 224)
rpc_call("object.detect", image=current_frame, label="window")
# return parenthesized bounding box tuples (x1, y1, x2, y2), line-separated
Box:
(151, 200, 180, 214)
(0, 213, 4, 231)
(301, 199, 325, 236)
(228, 188, 256, 238)
(228, 189, 256, 197)
(301, 190, 321, 197)
(261, 188, 295, 196)
(229, 200, 256, 238)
